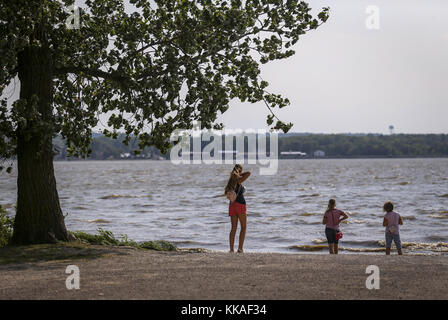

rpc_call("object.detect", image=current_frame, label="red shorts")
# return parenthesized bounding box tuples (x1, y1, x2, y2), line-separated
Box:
(229, 201, 247, 216)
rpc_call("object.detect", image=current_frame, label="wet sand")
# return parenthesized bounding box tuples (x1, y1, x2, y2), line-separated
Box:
(0, 246, 447, 300)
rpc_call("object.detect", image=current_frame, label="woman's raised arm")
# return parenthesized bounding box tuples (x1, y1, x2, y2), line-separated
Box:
(238, 171, 251, 184)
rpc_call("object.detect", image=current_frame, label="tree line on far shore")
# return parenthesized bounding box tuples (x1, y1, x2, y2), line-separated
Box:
(53, 133, 448, 160)
(279, 133, 448, 158)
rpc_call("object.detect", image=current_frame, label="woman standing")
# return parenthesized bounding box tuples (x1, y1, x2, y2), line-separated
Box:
(322, 199, 348, 254)
(225, 164, 250, 253)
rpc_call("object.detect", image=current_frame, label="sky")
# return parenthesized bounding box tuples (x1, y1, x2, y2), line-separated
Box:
(3, 0, 448, 135)
(216, 0, 448, 134)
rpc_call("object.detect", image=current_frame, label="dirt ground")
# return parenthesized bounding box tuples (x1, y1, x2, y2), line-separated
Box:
(0, 245, 447, 300)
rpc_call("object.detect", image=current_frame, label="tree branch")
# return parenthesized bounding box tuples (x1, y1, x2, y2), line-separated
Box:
(54, 66, 128, 84)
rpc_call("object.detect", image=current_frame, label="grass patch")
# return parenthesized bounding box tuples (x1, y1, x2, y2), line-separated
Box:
(140, 240, 178, 251)
(70, 228, 178, 252)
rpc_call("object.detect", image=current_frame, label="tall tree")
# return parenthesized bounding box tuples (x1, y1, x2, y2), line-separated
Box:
(0, 0, 329, 244)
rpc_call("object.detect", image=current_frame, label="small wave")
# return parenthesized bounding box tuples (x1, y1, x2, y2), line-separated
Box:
(290, 242, 448, 253)
(376, 240, 448, 252)
(300, 212, 318, 217)
(404, 215, 417, 220)
(289, 245, 327, 252)
(311, 239, 327, 244)
(88, 219, 111, 224)
(350, 219, 365, 224)
(167, 183, 187, 187)
(268, 236, 290, 243)
(262, 200, 288, 205)
(133, 204, 154, 208)
(248, 212, 262, 217)
(281, 213, 294, 218)
(289, 245, 385, 252)
(290, 220, 307, 225)
(100, 194, 138, 200)
(72, 206, 87, 210)
(173, 240, 204, 245)
(341, 219, 365, 224)
(342, 240, 384, 247)
(374, 176, 399, 180)
(429, 214, 448, 219)
(401, 242, 448, 252)
(110, 169, 125, 174)
(298, 193, 320, 198)
(399, 181, 410, 186)
(425, 235, 448, 242)
(342, 247, 385, 253)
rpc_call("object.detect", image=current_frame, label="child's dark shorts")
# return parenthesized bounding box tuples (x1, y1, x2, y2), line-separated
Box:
(325, 227, 339, 244)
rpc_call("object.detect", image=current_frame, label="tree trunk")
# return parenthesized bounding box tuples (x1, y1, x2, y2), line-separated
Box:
(11, 45, 69, 245)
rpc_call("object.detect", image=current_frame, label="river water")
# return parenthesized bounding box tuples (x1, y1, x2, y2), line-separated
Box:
(1, 159, 448, 254)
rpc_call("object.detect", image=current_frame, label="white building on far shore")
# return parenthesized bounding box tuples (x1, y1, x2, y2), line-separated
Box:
(313, 150, 326, 157)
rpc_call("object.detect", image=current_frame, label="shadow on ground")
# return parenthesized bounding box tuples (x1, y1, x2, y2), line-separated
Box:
(0, 242, 131, 265)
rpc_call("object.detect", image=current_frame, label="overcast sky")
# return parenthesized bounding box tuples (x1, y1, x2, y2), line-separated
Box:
(217, 0, 448, 134)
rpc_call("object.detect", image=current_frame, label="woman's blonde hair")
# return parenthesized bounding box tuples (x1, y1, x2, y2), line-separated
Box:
(224, 164, 242, 194)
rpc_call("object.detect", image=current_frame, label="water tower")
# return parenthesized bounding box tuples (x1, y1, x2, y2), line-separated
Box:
(389, 125, 395, 135)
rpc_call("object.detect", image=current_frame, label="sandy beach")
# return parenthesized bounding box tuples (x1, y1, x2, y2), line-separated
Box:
(0, 244, 447, 300)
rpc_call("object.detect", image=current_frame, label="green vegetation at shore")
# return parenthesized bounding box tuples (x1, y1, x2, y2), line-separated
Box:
(0, 208, 177, 264)
(70, 228, 177, 251)
(0, 205, 13, 247)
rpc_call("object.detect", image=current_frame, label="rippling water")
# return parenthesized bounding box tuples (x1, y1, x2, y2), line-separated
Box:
(1, 159, 448, 254)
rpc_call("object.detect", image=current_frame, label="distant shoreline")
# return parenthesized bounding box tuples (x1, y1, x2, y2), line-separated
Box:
(50, 156, 448, 161)
(52, 133, 448, 161)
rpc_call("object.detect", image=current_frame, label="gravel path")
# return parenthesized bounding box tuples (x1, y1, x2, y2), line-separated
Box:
(1, 247, 447, 300)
